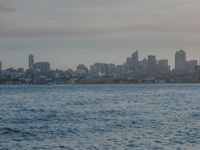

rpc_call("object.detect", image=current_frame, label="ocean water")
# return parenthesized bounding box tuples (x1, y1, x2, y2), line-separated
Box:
(0, 84, 200, 150)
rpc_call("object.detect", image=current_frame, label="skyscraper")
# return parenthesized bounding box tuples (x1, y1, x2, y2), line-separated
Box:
(29, 54, 34, 71)
(126, 57, 132, 70)
(131, 50, 139, 72)
(131, 50, 139, 63)
(148, 55, 157, 73)
(175, 50, 186, 72)
(188, 60, 198, 73)
(0, 61, 2, 79)
(158, 59, 169, 74)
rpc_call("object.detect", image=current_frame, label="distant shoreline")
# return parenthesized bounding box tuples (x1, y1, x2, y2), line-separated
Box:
(1, 82, 200, 85)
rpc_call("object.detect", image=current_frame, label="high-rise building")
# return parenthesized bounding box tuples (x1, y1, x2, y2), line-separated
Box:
(108, 63, 116, 77)
(94, 63, 108, 76)
(148, 55, 157, 73)
(126, 57, 132, 71)
(142, 58, 148, 70)
(132, 50, 139, 63)
(115, 65, 124, 77)
(131, 50, 139, 72)
(90, 65, 98, 77)
(188, 60, 198, 73)
(34, 62, 50, 73)
(29, 54, 34, 71)
(0, 61, 2, 79)
(175, 50, 186, 72)
(158, 59, 169, 74)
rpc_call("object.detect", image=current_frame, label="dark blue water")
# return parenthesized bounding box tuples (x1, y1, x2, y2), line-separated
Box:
(0, 84, 200, 150)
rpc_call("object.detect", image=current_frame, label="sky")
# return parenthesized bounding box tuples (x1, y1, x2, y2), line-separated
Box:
(0, 0, 200, 70)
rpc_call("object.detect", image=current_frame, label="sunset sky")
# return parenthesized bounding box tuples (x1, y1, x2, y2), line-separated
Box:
(1, 0, 200, 69)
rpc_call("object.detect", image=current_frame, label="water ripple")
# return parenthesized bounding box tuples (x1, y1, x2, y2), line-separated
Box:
(1, 84, 200, 149)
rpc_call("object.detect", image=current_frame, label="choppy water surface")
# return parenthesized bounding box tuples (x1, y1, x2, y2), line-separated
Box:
(0, 84, 200, 150)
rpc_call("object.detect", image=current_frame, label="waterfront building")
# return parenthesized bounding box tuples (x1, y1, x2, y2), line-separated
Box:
(77, 64, 88, 73)
(142, 58, 148, 70)
(90, 65, 98, 77)
(137, 59, 148, 75)
(108, 63, 116, 77)
(74, 64, 89, 78)
(148, 55, 157, 74)
(115, 65, 124, 77)
(132, 50, 139, 62)
(94, 63, 108, 77)
(188, 60, 198, 73)
(34, 62, 50, 73)
(157, 59, 169, 74)
(175, 49, 187, 73)
(126, 57, 132, 71)
(125, 50, 139, 73)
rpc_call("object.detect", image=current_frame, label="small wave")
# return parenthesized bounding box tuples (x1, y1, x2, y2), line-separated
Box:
(0, 127, 21, 134)
(0, 127, 36, 139)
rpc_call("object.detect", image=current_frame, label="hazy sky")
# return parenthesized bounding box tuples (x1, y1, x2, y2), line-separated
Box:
(0, 0, 200, 70)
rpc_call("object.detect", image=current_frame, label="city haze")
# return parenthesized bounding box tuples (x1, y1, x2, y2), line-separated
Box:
(1, 0, 200, 69)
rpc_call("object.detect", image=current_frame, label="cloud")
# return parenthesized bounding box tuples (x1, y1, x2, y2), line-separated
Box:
(1, 0, 200, 69)
(0, 0, 200, 38)
(0, 3, 14, 12)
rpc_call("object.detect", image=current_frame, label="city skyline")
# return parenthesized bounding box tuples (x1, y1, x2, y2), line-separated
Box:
(0, 49, 200, 71)
(1, 0, 200, 69)
(1, 1, 200, 150)
(1, 49, 199, 85)
(0, 49, 200, 70)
